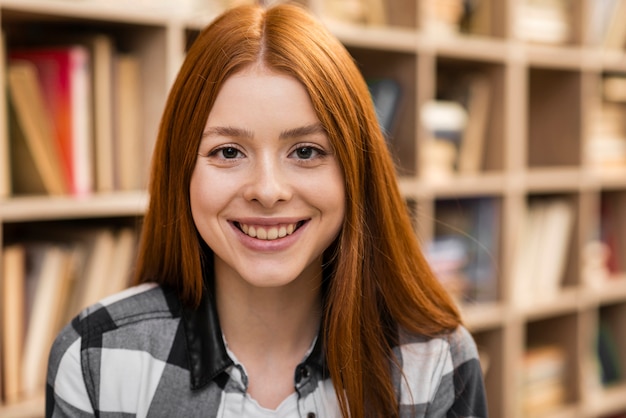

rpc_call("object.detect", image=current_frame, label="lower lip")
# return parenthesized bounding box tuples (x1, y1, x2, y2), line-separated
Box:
(231, 222, 307, 252)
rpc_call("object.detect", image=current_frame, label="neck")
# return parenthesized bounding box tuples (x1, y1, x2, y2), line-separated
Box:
(214, 261, 323, 359)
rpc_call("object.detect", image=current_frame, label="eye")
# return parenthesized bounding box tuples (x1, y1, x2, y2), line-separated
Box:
(291, 145, 325, 160)
(220, 147, 241, 159)
(207, 145, 244, 160)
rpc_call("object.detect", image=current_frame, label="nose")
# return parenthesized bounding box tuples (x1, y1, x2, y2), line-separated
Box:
(243, 157, 291, 208)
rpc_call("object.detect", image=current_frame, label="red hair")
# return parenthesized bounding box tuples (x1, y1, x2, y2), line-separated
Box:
(134, 4, 461, 417)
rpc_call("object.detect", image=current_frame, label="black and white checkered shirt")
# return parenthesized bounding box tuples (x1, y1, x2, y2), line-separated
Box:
(46, 282, 488, 417)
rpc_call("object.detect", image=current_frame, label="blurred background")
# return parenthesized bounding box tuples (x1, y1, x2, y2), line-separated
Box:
(0, 0, 625, 417)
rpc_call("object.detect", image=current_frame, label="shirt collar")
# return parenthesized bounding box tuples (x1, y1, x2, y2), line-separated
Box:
(178, 267, 327, 390)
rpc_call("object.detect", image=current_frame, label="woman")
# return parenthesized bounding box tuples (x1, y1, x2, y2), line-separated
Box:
(47, 3, 487, 417)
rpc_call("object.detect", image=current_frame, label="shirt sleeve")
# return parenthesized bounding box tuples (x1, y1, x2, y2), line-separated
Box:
(46, 321, 96, 418)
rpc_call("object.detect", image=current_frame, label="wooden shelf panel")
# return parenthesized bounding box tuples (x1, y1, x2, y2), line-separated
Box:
(401, 173, 508, 198)
(515, 286, 582, 321)
(426, 35, 509, 63)
(461, 301, 507, 332)
(0, 0, 183, 25)
(0, 393, 44, 418)
(325, 19, 418, 52)
(0, 191, 148, 222)
(585, 382, 626, 416)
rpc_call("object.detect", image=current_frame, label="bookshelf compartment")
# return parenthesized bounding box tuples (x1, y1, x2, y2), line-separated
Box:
(429, 57, 506, 176)
(1, 217, 140, 406)
(600, 190, 626, 279)
(384, 0, 417, 29)
(461, 0, 506, 39)
(523, 313, 581, 415)
(472, 328, 505, 418)
(321, 0, 416, 29)
(3, 15, 167, 197)
(429, 196, 502, 304)
(348, 46, 417, 176)
(527, 67, 582, 168)
(596, 302, 626, 387)
(514, 0, 582, 47)
(510, 193, 579, 310)
(587, 72, 626, 171)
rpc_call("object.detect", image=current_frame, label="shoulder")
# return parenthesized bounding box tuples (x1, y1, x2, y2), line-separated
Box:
(47, 283, 187, 415)
(396, 325, 479, 368)
(393, 325, 487, 416)
(49, 282, 182, 372)
(70, 282, 182, 346)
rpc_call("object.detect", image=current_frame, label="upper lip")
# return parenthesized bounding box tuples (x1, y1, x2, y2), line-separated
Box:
(231, 217, 308, 226)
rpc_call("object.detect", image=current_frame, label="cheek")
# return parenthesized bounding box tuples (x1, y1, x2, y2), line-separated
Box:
(189, 166, 229, 226)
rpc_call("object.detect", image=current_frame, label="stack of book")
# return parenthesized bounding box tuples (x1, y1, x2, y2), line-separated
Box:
(3, 34, 145, 198)
(0, 227, 137, 405)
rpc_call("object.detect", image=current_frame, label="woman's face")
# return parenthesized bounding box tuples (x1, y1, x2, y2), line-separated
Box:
(190, 66, 346, 290)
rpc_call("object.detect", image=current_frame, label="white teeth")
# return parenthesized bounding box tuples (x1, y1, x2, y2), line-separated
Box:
(239, 223, 298, 240)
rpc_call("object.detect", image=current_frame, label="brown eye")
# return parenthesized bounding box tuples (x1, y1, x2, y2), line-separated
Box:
(221, 147, 240, 159)
(296, 147, 314, 159)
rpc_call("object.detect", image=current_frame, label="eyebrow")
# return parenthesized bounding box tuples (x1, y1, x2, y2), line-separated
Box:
(202, 123, 326, 140)
(279, 123, 326, 140)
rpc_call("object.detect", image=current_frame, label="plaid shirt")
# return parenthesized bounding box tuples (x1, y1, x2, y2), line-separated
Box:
(46, 282, 488, 417)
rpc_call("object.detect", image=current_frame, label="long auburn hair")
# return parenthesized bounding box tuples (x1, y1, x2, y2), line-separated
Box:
(134, 4, 461, 417)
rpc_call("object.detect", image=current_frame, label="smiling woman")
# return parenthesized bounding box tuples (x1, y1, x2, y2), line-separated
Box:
(45, 4, 488, 418)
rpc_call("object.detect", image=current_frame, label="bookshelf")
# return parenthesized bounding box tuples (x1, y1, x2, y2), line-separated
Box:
(1, 0, 626, 417)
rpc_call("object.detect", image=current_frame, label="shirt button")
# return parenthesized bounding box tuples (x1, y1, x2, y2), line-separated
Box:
(307, 413, 316, 418)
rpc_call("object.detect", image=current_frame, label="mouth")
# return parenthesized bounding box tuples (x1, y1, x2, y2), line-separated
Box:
(234, 221, 306, 241)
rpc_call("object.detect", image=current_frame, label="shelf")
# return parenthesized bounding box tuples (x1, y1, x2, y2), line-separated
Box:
(525, 167, 587, 193)
(396, 173, 507, 198)
(324, 19, 418, 52)
(589, 276, 626, 305)
(461, 302, 507, 332)
(515, 286, 582, 321)
(585, 383, 626, 416)
(0, 191, 148, 222)
(426, 34, 509, 63)
(0, 0, 184, 25)
(0, 393, 44, 418)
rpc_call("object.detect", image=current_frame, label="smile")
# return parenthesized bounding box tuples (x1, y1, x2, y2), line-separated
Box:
(236, 221, 305, 240)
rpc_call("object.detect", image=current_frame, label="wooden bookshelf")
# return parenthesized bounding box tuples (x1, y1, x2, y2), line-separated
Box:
(2, 0, 626, 417)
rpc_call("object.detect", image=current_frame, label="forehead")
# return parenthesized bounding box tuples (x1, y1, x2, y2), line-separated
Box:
(206, 66, 319, 128)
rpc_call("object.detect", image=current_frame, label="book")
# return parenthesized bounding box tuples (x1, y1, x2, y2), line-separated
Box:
(367, 78, 402, 138)
(597, 321, 622, 385)
(0, 30, 10, 198)
(430, 197, 500, 303)
(1, 245, 26, 404)
(461, 0, 491, 36)
(423, 0, 465, 36)
(10, 46, 94, 196)
(510, 198, 574, 307)
(7, 62, 67, 195)
(103, 228, 137, 298)
(589, 0, 621, 45)
(522, 345, 568, 415)
(87, 35, 116, 193)
(21, 244, 72, 398)
(114, 54, 144, 191)
(602, 0, 626, 49)
(601, 193, 626, 275)
(421, 99, 468, 176)
(458, 75, 491, 174)
(75, 228, 118, 311)
(516, 0, 571, 45)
